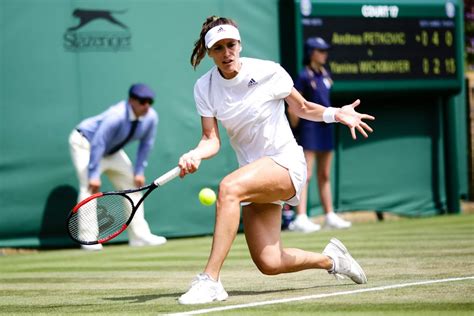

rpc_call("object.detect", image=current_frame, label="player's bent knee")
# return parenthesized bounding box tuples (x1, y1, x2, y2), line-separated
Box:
(218, 178, 244, 201)
(253, 256, 282, 275)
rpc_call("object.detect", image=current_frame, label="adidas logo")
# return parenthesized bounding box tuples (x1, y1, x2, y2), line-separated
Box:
(248, 78, 258, 87)
(217, 26, 225, 33)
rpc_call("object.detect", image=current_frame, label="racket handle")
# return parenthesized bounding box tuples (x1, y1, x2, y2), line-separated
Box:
(154, 166, 181, 186)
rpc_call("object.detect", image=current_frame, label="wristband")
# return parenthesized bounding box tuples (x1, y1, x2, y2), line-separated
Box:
(323, 107, 338, 123)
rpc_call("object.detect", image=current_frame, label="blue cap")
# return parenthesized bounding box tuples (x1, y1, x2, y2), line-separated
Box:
(129, 83, 155, 99)
(305, 37, 330, 51)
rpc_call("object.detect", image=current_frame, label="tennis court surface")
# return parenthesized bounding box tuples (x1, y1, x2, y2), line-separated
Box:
(1, 213, 473, 315)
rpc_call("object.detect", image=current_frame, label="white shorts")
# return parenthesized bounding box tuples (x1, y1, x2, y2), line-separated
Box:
(241, 143, 307, 207)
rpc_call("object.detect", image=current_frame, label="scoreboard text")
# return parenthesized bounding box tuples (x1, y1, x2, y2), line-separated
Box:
(302, 16, 457, 80)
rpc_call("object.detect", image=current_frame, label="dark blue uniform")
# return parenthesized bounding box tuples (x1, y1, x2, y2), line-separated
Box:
(294, 66, 334, 151)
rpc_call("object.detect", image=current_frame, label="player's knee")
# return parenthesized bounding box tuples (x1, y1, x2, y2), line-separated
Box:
(253, 255, 282, 275)
(218, 177, 243, 202)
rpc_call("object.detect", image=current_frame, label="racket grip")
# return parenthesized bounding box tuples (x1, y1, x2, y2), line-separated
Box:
(154, 166, 181, 186)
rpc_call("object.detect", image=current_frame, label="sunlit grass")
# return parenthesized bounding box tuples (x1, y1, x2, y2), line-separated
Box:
(1, 214, 473, 315)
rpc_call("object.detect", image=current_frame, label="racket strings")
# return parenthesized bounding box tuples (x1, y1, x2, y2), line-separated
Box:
(68, 194, 134, 244)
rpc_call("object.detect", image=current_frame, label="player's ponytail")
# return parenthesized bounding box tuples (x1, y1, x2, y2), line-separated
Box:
(190, 16, 238, 69)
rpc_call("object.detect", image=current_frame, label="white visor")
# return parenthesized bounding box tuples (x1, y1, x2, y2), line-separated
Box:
(204, 24, 241, 49)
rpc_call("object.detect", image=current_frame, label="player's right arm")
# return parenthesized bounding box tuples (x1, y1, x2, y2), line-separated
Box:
(178, 116, 221, 178)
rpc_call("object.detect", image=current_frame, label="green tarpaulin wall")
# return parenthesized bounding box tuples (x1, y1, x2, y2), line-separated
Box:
(0, 0, 468, 248)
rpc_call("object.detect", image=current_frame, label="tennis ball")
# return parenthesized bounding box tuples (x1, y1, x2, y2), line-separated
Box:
(199, 188, 216, 206)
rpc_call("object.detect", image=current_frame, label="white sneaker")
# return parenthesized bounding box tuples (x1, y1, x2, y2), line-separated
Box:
(81, 244, 103, 251)
(288, 215, 321, 233)
(178, 273, 229, 305)
(129, 234, 167, 247)
(325, 212, 351, 229)
(322, 238, 367, 284)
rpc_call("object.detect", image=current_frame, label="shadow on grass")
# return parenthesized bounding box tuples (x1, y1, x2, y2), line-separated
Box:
(228, 283, 349, 296)
(102, 284, 350, 303)
(103, 293, 180, 303)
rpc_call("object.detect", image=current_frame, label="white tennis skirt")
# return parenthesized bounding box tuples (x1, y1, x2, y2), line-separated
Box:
(241, 142, 307, 207)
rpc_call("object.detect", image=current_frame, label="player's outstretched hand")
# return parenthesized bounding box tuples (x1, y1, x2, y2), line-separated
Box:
(335, 99, 375, 139)
(178, 150, 202, 178)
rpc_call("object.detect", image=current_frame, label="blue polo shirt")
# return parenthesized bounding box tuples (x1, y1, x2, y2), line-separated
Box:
(76, 100, 158, 180)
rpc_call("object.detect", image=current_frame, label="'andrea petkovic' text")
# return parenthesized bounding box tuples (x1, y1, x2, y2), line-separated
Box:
(331, 32, 406, 46)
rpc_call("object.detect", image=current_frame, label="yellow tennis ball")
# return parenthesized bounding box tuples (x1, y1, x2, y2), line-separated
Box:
(199, 188, 216, 206)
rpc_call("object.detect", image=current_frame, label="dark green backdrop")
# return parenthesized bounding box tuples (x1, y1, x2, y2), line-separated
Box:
(0, 0, 468, 248)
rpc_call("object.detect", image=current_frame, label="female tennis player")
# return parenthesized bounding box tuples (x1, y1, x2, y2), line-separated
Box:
(177, 16, 374, 305)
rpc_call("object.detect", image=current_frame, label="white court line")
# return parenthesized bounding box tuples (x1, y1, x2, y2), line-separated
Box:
(166, 276, 474, 316)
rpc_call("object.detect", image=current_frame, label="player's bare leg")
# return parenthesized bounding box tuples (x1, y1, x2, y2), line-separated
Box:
(203, 157, 299, 280)
(180, 157, 301, 304)
(243, 202, 332, 274)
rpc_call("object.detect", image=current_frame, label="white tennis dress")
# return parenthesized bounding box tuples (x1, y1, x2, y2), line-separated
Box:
(194, 57, 306, 205)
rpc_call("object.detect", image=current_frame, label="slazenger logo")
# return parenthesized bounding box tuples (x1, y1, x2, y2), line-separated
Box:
(63, 9, 132, 52)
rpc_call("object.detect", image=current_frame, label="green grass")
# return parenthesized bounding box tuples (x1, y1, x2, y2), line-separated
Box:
(1, 214, 473, 315)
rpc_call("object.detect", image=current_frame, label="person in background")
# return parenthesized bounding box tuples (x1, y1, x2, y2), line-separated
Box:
(176, 16, 373, 304)
(287, 37, 351, 233)
(69, 83, 167, 251)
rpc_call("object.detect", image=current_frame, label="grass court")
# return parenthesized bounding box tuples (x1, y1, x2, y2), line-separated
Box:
(1, 213, 473, 315)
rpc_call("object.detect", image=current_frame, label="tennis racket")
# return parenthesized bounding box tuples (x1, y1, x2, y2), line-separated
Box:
(66, 166, 181, 245)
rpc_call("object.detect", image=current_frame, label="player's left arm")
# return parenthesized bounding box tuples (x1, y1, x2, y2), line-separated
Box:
(285, 87, 375, 139)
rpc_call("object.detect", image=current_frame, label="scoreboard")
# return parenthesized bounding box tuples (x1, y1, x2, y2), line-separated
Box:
(304, 17, 456, 80)
(283, 0, 463, 93)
